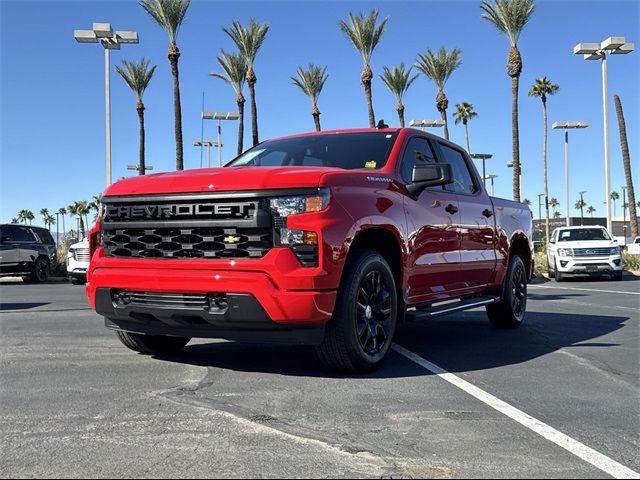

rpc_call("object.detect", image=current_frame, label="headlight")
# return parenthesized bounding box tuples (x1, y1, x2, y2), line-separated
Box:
(557, 248, 573, 257)
(611, 247, 621, 255)
(269, 188, 330, 217)
(269, 189, 328, 268)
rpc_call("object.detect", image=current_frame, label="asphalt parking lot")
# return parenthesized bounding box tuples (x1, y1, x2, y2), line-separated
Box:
(1, 275, 638, 478)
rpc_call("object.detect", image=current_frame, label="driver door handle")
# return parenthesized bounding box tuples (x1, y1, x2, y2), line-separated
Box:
(482, 209, 494, 218)
(445, 204, 458, 215)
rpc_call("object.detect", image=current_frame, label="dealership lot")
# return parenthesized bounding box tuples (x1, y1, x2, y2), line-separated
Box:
(1, 276, 638, 478)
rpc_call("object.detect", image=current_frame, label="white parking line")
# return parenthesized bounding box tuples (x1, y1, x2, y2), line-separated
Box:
(392, 343, 639, 479)
(530, 285, 640, 296)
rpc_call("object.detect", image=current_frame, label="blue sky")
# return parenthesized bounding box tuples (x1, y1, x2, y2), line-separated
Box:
(1, 0, 638, 226)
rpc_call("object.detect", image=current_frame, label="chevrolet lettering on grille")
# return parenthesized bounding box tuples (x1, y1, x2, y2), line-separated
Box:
(105, 203, 254, 221)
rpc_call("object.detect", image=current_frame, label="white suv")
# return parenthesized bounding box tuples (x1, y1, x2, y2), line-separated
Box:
(67, 239, 90, 285)
(547, 226, 623, 281)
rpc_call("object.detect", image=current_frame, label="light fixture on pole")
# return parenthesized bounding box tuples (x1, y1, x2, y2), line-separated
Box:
(483, 174, 497, 196)
(74, 23, 139, 186)
(202, 112, 240, 167)
(409, 119, 446, 132)
(579, 190, 587, 225)
(552, 121, 590, 227)
(194, 140, 221, 168)
(574, 36, 634, 234)
(471, 153, 493, 187)
(127, 165, 153, 173)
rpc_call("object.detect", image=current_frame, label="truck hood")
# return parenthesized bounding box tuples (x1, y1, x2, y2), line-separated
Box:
(103, 167, 345, 197)
(555, 241, 618, 249)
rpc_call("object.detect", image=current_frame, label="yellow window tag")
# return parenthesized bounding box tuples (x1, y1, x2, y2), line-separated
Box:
(365, 161, 377, 169)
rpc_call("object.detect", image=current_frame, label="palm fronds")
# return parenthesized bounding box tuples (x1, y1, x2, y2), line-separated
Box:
(339, 9, 388, 65)
(291, 64, 328, 106)
(415, 47, 462, 90)
(139, 0, 190, 44)
(480, 0, 536, 47)
(380, 64, 418, 102)
(115, 58, 156, 101)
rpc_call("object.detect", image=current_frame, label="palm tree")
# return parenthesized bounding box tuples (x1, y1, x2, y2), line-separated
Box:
(10, 218, 18, 224)
(453, 102, 478, 152)
(339, 9, 388, 128)
(481, 0, 536, 202)
(57, 207, 67, 235)
(292, 64, 329, 131)
(610, 191, 620, 217)
(16, 210, 30, 224)
(68, 201, 91, 239)
(115, 58, 156, 176)
(523, 198, 531, 206)
(614, 94, 637, 238)
(575, 198, 587, 223)
(529, 76, 559, 244)
(553, 211, 561, 219)
(224, 19, 269, 147)
(139, 0, 190, 170)
(44, 213, 55, 231)
(415, 47, 462, 140)
(549, 197, 559, 215)
(210, 51, 247, 155)
(380, 63, 418, 128)
(40, 208, 49, 227)
(586, 205, 596, 217)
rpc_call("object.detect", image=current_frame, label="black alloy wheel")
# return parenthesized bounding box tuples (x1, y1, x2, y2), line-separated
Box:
(355, 270, 393, 356)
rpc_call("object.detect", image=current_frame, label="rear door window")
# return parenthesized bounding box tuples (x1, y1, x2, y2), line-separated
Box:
(11, 227, 36, 242)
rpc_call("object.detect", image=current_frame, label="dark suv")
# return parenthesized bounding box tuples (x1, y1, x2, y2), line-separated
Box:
(0, 224, 56, 282)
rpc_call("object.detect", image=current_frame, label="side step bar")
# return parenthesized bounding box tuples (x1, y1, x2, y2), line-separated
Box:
(406, 295, 499, 322)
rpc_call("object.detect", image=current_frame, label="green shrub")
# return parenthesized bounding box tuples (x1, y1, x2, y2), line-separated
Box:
(534, 250, 548, 274)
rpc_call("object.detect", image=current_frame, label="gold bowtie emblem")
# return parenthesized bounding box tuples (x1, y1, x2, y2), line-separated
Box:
(223, 235, 241, 244)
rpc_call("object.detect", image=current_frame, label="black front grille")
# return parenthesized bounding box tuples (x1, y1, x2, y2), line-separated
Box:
(103, 227, 272, 259)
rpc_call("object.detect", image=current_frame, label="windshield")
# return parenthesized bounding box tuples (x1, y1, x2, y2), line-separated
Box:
(227, 132, 399, 170)
(558, 228, 611, 242)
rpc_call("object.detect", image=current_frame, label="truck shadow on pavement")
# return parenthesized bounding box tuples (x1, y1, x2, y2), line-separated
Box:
(0, 302, 50, 311)
(158, 310, 631, 378)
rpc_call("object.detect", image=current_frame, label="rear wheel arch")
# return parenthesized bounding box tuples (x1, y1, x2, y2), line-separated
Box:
(509, 236, 532, 279)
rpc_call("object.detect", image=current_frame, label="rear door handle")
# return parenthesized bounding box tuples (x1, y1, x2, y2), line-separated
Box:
(482, 209, 493, 218)
(445, 204, 458, 215)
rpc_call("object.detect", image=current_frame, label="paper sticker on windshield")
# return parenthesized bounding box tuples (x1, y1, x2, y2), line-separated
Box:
(365, 160, 377, 169)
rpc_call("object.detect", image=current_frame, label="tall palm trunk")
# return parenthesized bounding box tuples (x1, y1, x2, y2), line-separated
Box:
(463, 120, 470, 153)
(614, 95, 638, 238)
(312, 104, 321, 132)
(436, 90, 449, 140)
(137, 101, 146, 175)
(236, 96, 245, 156)
(508, 47, 522, 202)
(79, 216, 85, 240)
(542, 97, 549, 244)
(168, 42, 184, 170)
(247, 67, 259, 146)
(396, 103, 405, 128)
(362, 64, 375, 128)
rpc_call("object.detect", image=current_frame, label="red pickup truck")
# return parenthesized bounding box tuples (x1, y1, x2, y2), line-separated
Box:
(86, 127, 533, 372)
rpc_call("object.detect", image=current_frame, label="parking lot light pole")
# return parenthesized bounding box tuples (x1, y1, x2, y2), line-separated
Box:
(202, 112, 239, 167)
(471, 153, 493, 187)
(194, 140, 221, 168)
(506, 161, 521, 194)
(552, 121, 590, 227)
(74, 24, 139, 186)
(574, 37, 635, 234)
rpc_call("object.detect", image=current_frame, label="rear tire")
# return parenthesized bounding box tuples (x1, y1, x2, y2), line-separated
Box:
(31, 258, 49, 283)
(316, 249, 397, 373)
(486, 255, 527, 329)
(115, 331, 190, 355)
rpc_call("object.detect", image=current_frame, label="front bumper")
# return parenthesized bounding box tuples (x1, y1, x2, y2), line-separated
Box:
(555, 255, 623, 275)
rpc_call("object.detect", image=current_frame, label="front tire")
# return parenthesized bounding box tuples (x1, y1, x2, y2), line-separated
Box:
(554, 260, 564, 282)
(115, 331, 190, 355)
(31, 258, 49, 283)
(486, 255, 527, 329)
(547, 258, 555, 278)
(316, 249, 397, 372)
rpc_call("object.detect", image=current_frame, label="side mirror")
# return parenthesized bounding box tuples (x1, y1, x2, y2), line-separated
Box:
(549, 238, 555, 244)
(406, 163, 454, 197)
